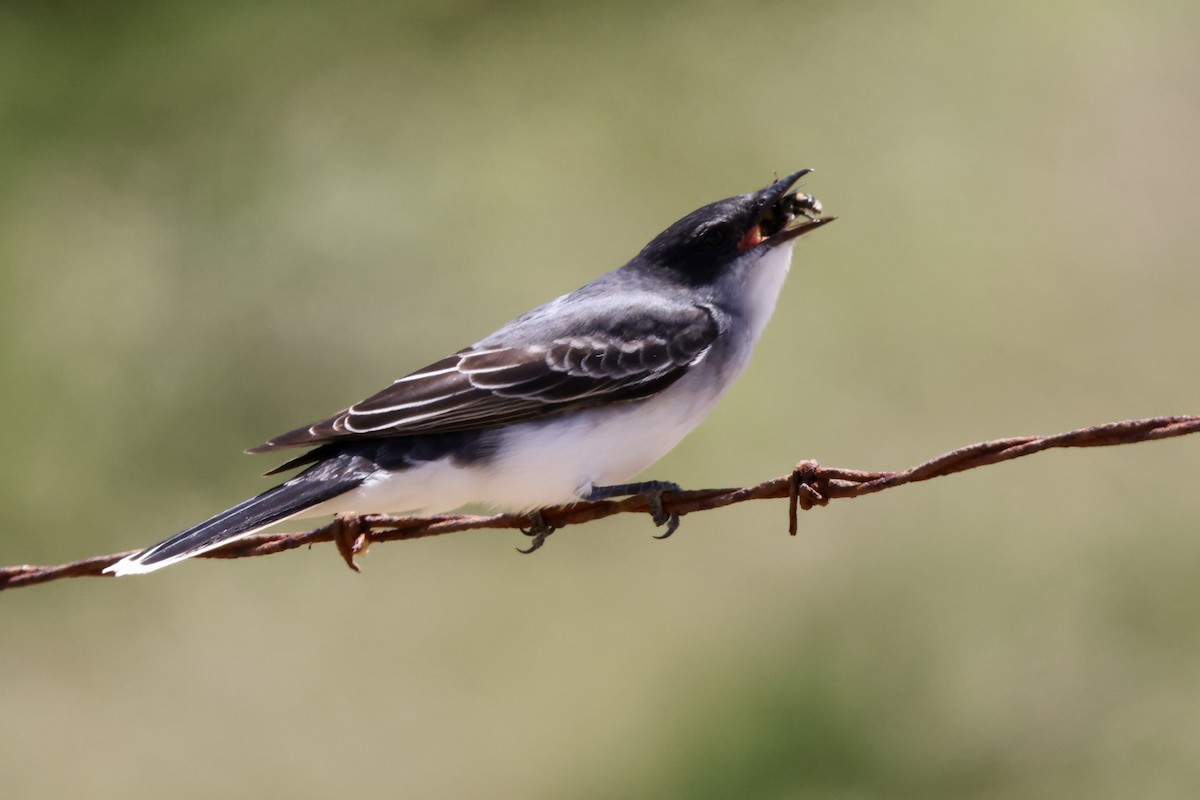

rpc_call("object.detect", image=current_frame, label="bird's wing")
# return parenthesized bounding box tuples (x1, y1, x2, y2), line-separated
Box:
(247, 303, 719, 455)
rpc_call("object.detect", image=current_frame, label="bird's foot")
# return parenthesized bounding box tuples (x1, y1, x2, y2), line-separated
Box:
(587, 480, 682, 540)
(332, 512, 370, 573)
(517, 511, 557, 554)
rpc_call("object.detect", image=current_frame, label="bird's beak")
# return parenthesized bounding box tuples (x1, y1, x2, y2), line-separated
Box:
(738, 169, 836, 250)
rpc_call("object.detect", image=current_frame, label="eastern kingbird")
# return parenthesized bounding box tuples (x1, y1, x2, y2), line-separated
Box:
(107, 169, 834, 575)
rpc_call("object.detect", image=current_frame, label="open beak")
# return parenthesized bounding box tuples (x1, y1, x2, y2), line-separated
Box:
(738, 169, 836, 250)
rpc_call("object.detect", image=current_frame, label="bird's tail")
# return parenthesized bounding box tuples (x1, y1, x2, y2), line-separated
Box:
(106, 475, 363, 576)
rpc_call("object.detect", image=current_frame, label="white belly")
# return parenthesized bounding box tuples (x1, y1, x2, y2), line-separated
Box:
(305, 367, 727, 517)
(482, 370, 725, 509)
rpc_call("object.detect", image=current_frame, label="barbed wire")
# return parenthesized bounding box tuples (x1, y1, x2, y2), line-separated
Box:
(2, 415, 1197, 592)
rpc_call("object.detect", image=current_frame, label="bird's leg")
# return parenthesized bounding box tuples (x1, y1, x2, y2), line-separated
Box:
(517, 511, 557, 554)
(586, 480, 682, 539)
(332, 512, 370, 573)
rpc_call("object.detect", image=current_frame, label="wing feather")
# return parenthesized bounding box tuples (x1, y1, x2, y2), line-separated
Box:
(247, 304, 719, 453)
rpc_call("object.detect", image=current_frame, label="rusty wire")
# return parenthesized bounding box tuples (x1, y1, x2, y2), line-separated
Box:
(2, 415, 1197, 592)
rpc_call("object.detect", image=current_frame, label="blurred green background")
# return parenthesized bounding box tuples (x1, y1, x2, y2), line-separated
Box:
(3, 1, 1200, 797)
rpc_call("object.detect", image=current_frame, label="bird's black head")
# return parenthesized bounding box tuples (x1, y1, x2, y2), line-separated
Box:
(635, 169, 835, 286)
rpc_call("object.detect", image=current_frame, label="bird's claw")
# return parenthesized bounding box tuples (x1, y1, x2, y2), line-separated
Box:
(516, 481, 683, 553)
(646, 493, 681, 539)
(587, 480, 682, 540)
(517, 511, 557, 554)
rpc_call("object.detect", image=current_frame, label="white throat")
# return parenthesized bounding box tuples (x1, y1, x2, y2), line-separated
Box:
(718, 241, 796, 344)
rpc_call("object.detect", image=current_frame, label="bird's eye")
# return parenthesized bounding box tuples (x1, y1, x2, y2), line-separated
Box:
(698, 225, 728, 247)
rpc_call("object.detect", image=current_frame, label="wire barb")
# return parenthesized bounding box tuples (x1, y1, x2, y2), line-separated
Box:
(331, 513, 369, 573)
(2, 415, 1197, 591)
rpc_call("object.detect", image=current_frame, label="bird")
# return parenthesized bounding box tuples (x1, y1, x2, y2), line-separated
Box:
(106, 169, 834, 575)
